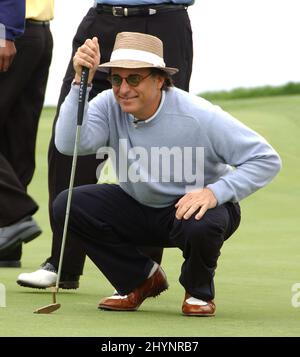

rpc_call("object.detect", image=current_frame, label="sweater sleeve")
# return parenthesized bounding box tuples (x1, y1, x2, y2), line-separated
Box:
(55, 85, 110, 156)
(206, 106, 282, 204)
(0, 0, 25, 41)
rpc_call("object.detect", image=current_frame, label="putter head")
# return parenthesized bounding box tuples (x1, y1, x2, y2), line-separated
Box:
(34, 285, 60, 314)
(34, 303, 61, 314)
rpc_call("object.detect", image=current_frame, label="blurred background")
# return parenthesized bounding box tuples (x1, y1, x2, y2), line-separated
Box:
(44, 0, 300, 105)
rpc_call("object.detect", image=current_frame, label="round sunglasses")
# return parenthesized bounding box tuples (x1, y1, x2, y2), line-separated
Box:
(108, 73, 152, 87)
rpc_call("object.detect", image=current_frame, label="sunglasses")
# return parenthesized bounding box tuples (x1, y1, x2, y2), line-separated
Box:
(108, 73, 152, 87)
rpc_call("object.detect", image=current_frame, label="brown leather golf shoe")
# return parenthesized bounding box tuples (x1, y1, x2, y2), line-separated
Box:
(98, 266, 168, 311)
(182, 293, 216, 317)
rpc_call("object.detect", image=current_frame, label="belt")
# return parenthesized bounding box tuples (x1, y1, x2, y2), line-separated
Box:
(96, 4, 186, 17)
(26, 19, 50, 26)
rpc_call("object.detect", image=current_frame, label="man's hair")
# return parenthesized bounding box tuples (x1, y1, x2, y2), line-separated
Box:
(150, 68, 174, 91)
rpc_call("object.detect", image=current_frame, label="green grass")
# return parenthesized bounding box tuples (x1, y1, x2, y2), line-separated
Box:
(0, 95, 300, 336)
(200, 82, 300, 101)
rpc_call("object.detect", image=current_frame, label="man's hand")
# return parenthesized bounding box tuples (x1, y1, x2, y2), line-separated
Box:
(0, 40, 16, 72)
(175, 188, 218, 220)
(73, 37, 100, 84)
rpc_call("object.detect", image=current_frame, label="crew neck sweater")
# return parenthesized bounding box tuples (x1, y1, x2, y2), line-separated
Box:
(55, 86, 281, 208)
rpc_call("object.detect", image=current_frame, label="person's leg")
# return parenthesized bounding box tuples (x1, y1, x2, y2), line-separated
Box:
(0, 23, 49, 264)
(2, 23, 53, 187)
(146, 8, 193, 91)
(46, 8, 116, 275)
(53, 184, 159, 294)
(0, 155, 38, 227)
(0, 154, 39, 266)
(0, 23, 47, 221)
(46, 9, 170, 275)
(17, 9, 113, 282)
(170, 202, 241, 301)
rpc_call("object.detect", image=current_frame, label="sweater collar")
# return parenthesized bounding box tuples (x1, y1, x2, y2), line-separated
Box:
(128, 90, 166, 127)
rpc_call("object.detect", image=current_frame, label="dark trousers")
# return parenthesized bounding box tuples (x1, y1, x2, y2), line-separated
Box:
(0, 22, 53, 260)
(47, 7, 193, 273)
(53, 184, 241, 300)
(0, 155, 37, 227)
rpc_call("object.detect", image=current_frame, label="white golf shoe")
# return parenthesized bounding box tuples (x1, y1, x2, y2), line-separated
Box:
(17, 262, 79, 289)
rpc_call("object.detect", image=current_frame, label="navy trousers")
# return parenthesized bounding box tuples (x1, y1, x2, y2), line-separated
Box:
(53, 184, 241, 300)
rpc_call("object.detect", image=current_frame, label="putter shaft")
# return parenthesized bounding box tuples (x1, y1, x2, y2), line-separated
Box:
(33, 68, 89, 314)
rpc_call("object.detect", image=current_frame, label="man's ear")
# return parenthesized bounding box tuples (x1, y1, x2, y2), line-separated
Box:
(156, 75, 165, 90)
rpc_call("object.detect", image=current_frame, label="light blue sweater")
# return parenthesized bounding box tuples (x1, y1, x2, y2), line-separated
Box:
(55, 86, 281, 208)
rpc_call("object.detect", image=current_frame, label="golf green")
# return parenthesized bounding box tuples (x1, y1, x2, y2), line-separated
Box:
(0, 95, 299, 336)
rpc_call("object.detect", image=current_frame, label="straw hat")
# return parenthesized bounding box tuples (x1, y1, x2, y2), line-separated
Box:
(98, 32, 178, 75)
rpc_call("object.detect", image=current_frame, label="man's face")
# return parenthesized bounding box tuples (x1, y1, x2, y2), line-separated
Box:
(110, 68, 164, 120)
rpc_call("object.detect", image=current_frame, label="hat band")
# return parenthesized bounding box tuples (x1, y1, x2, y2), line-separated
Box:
(110, 48, 166, 67)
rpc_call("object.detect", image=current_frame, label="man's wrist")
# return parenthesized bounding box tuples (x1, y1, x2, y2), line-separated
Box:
(72, 78, 92, 87)
(72, 79, 80, 86)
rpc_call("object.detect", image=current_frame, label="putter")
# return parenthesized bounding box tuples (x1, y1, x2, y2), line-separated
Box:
(34, 67, 90, 314)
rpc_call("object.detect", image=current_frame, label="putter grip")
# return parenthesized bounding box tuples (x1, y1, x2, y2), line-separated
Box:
(77, 67, 90, 126)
